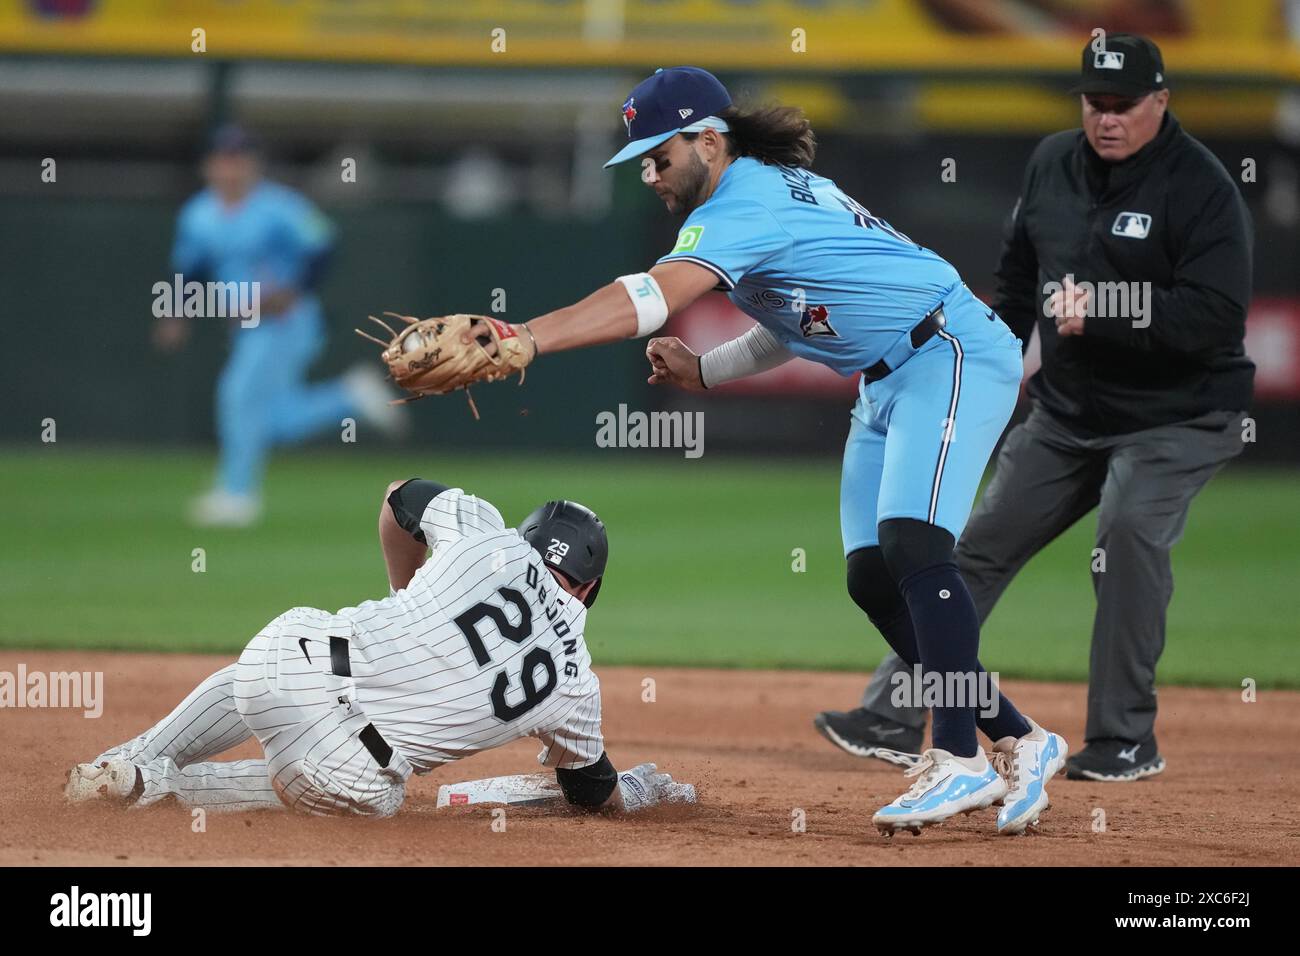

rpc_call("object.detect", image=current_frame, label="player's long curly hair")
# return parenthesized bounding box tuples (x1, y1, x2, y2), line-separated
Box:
(682, 104, 817, 168)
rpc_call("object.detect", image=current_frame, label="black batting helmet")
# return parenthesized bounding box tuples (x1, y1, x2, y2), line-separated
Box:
(519, 500, 608, 608)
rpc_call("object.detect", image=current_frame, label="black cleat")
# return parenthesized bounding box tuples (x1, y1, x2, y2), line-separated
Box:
(812, 708, 923, 768)
(1065, 737, 1165, 782)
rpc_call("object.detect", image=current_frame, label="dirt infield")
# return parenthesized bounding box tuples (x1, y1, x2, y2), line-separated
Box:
(2, 650, 1297, 867)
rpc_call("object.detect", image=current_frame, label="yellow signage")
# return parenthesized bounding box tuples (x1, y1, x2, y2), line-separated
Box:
(0, 0, 1296, 80)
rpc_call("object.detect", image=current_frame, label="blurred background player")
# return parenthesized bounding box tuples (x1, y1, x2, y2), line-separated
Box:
(154, 125, 404, 527)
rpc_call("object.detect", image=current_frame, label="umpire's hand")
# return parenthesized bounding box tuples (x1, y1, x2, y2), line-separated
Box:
(646, 336, 706, 391)
(1048, 278, 1090, 337)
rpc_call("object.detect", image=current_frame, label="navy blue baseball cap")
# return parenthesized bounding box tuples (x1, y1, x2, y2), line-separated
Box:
(604, 67, 733, 169)
(206, 124, 260, 155)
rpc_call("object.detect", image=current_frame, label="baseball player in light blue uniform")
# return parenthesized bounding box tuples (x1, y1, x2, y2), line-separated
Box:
(482, 67, 1069, 836)
(159, 127, 400, 526)
(651, 157, 1027, 554)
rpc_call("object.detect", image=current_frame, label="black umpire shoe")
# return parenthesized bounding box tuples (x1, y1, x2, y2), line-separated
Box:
(812, 708, 923, 768)
(1065, 737, 1166, 782)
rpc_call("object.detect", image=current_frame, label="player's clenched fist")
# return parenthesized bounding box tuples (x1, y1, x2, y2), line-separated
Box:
(617, 762, 696, 812)
(646, 336, 706, 391)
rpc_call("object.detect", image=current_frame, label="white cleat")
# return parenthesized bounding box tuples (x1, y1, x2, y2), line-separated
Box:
(872, 748, 1008, 836)
(991, 718, 1069, 836)
(344, 364, 409, 439)
(64, 759, 141, 804)
(188, 489, 262, 528)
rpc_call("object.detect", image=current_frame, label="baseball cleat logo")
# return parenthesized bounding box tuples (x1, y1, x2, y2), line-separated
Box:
(897, 772, 952, 808)
(799, 303, 838, 337)
(622, 97, 637, 135)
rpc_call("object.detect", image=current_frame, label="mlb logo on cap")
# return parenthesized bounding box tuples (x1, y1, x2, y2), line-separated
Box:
(1070, 33, 1167, 97)
(605, 66, 733, 168)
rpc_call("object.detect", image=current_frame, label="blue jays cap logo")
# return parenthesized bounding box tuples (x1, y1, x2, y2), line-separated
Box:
(605, 66, 733, 169)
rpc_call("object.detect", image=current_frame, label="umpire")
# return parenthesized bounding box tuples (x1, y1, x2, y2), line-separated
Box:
(814, 34, 1254, 782)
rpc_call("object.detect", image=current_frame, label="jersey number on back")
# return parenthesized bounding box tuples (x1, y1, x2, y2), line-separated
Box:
(453, 586, 557, 723)
(836, 194, 919, 248)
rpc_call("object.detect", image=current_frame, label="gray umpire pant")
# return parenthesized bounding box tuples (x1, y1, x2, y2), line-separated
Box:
(859, 402, 1247, 745)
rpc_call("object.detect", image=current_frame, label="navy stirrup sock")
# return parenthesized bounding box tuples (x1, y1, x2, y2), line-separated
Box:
(872, 573, 1032, 748)
(977, 667, 1031, 743)
(897, 562, 981, 758)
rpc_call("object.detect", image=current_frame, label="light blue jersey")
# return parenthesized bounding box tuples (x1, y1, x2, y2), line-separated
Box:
(169, 180, 353, 498)
(657, 155, 1024, 552)
(656, 157, 971, 376)
(172, 181, 334, 302)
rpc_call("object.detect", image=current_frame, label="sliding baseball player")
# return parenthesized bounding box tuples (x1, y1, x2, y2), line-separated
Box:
(65, 479, 692, 816)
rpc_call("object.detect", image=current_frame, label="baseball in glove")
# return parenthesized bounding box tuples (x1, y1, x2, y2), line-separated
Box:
(356, 312, 537, 419)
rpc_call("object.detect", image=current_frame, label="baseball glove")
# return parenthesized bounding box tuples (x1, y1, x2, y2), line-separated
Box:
(356, 312, 536, 418)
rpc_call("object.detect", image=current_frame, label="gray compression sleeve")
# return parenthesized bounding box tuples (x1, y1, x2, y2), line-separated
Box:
(698, 324, 794, 388)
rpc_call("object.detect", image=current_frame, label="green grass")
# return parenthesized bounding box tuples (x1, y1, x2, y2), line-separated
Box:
(2, 448, 1297, 688)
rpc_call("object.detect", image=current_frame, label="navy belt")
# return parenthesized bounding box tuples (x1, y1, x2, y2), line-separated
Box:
(329, 635, 394, 769)
(862, 304, 948, 384)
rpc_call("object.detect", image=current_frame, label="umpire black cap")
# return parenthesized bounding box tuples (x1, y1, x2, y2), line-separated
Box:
(519, 500, 608, 608)
(1070, 34, 1167, 97)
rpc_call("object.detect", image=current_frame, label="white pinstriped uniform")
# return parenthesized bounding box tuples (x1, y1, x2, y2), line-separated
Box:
(96, 489, 604, 816)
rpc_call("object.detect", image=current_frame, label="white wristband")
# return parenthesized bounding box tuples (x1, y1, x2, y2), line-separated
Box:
(615, 272, 669, 337)
(699, 324, 794, 388)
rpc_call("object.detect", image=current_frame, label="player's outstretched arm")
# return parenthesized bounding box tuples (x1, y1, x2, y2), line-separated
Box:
(361, 262, 718, 404)
(556, 754, 695, 814)
(523, 260, 719, 355)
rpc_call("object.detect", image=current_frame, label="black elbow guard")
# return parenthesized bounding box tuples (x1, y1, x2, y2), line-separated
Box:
(556, 752, 617, 809)
(386, 478, 450, 545)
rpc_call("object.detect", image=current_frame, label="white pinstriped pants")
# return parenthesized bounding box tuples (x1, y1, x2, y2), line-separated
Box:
(96, 608, 409, 816)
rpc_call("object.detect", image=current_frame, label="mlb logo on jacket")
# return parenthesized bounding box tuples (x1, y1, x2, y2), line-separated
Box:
(1112, 212, 1151, 239)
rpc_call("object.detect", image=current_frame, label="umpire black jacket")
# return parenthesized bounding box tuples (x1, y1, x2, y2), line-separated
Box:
(993, 111, 1255, 435)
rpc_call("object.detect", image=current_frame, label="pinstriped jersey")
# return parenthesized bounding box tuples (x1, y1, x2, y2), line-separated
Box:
(655, 156, 963, 375)
(336, 489, 603, 775)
